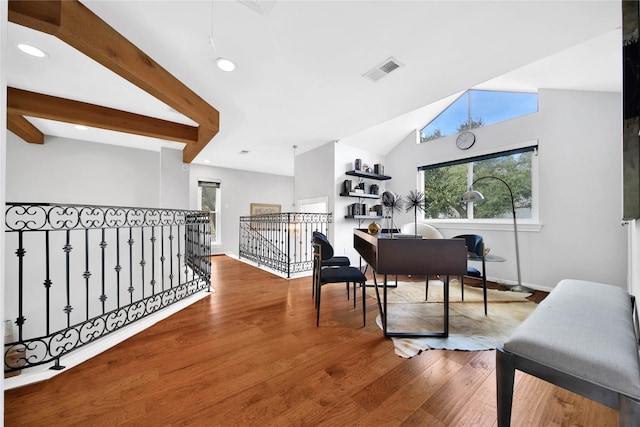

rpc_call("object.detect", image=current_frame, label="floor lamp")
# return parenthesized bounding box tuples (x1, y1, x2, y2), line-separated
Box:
(460, 176, 532, 293)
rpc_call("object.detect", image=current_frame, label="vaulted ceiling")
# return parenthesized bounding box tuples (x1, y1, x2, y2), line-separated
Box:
(6, 0, 622, 176)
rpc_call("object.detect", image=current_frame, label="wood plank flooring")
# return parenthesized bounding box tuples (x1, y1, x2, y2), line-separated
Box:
(4, 256, 617, 426)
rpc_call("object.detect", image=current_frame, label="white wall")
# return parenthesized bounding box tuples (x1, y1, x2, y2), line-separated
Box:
(159, 147, 189, 209)
(382, 89, 625, 290)
(188, 164, 293, 255)
(6, 133, 161, 208)
(295, 142, 336, 237)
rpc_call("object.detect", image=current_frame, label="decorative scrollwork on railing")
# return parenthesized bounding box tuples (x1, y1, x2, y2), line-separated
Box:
(5, 203, 208, 231)
(3, 278, 209, 373)
(239, 212, 332, 278)
(4, 202, 211, 375)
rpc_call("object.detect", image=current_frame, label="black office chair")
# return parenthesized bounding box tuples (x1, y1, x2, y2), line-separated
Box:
(425, 234, 488, 313)
(312, 236, 366, 327)
(454, 234, 488, 315)
(312, 231, 352, 300)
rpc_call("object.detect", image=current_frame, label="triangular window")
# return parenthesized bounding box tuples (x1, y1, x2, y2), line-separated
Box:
(420, 90, 538, 142)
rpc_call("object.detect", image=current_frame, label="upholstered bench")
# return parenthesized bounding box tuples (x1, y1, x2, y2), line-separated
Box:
(496, 279, 640, 426)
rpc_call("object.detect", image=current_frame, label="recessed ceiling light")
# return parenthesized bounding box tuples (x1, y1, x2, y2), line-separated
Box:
(203, 159, 211, 163)
(17, 43, 47, 58)
(75, 125, 88, 130)
(216, 57, 236, 72)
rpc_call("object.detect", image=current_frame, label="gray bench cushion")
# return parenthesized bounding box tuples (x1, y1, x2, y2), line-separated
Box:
(504, 279, 640, 400)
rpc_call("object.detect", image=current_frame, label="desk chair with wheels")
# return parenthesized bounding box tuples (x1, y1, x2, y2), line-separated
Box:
(312, 238, 366, 327)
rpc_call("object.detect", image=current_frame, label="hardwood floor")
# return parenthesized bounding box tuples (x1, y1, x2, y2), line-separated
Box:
(4, 256, 617, 426)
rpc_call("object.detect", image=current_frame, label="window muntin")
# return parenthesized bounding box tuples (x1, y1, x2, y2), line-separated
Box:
(420, 90, 538, 142)
(421, 148, 533, 220)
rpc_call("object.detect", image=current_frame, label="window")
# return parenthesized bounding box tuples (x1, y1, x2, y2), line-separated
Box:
(198, 181, 221, 244)
(420, 90, 538, 142)
(420, 147, 535, 220)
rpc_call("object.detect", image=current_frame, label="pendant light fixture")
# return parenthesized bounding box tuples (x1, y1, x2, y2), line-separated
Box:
(209, 1, 236, 72)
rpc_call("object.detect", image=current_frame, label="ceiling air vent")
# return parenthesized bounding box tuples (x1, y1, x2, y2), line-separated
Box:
(363, 57, 403, 82)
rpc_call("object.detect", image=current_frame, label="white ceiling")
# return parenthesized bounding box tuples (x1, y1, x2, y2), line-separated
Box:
(6, 1, 622, 176)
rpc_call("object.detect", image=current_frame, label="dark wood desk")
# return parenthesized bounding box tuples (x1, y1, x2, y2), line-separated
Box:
(354, 229, 467, 338)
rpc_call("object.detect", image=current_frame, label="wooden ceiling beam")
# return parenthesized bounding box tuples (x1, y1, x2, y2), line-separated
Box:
(8, 0, 219, 162)
(7, 113, 44, 144)
(8, 87, 198, 144)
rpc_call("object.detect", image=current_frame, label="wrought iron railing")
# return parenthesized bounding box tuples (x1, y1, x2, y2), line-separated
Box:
(239, 213, 332, 278)
(3, 203, 211, 375)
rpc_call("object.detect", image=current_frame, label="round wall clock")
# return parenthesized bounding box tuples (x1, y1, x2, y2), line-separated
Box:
(456, 131, 476, 150)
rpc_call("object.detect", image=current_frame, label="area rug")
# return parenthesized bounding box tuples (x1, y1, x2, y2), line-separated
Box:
(366, 279, 536, 358)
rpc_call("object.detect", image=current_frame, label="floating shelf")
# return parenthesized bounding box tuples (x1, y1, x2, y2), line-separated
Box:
(344, 215, 383, 220)
(339, 192, 380, 199)
(345, 170, 392, 180)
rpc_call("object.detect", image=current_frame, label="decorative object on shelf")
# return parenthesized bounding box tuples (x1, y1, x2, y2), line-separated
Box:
(367, 220, 381, 235)
(342, 165, 391, 222)
(460, 176, 531, 293)
(374, 164, 384, 175)
(405, 190, 426, 236)
(347, 203, 369, 216)
(381, 191, 404, 236)
(456, 131, 476, 150)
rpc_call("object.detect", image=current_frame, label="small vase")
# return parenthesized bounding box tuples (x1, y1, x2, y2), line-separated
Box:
(367, 221, 380, 235)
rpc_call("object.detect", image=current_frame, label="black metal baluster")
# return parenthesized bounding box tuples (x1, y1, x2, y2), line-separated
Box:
(115, 228, 121, 308)
(150, 227, 156, 295)
(99, 228, 107, 314)
(44, 230, 52, 335)
(83, 229, 91, 320)
(140, 227, 145, 299)
(15, 231, 26, 342)
(63, 230, 72, 328)
(128, 228, 134, 304)
(177, 225, 182, 285)
(182, 225, 188, 282)
(286, 213, 291, 278)
(160, 226, 165, 292)
(169, 225, 175, 288)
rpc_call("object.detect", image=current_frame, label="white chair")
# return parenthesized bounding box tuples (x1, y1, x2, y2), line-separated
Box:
(400, 222, 444, 239)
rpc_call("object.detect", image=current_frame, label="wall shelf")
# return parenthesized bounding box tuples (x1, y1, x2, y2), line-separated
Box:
(344, 215, 383, 220)
(346, 170, 391, 181)
(339, 192, 380, 199)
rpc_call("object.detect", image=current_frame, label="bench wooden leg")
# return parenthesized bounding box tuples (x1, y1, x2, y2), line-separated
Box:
(496, 346, 515, 427)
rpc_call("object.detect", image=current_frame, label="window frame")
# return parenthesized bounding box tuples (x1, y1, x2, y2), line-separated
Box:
(419, 89, 539, 143)
(417, 146, 541, 231)
(197, 180, 222, 246)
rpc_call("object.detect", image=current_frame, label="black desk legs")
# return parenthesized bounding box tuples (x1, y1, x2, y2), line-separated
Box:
(371, 271, 450, 338)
